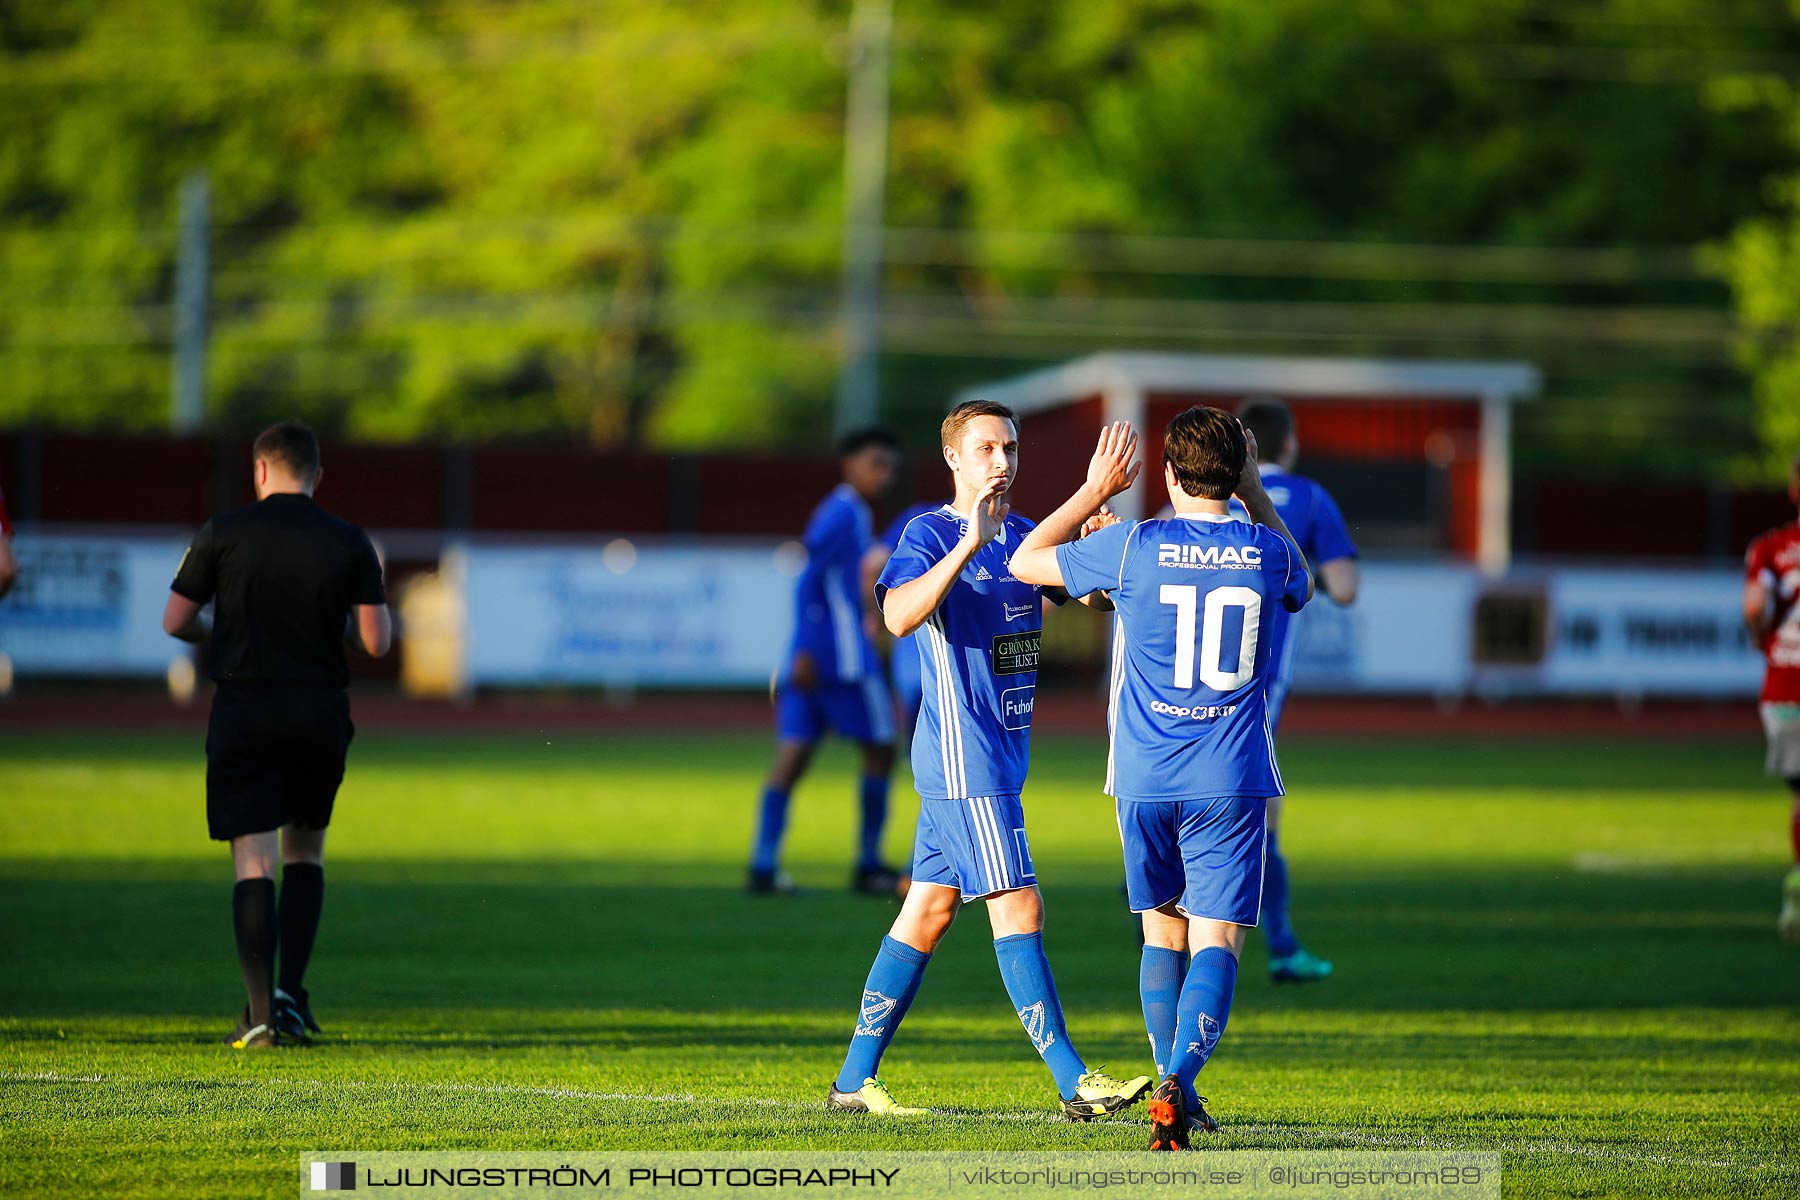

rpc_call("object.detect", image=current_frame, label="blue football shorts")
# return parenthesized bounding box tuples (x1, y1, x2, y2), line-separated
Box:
(911, 793, 1037, 902)
(1116, 795, 1267, 925)
(775, 676, 894, 745)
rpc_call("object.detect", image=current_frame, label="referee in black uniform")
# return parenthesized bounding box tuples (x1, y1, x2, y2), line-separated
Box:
(163, 421, 391, 1048)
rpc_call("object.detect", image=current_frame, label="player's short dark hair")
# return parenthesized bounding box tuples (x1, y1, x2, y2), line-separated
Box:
(941, 399, 1017, 450)
(1236, 397, 1292, 463)
(1164, 406, 1246, 500)
(252, 420, 321, 482)
(837, 426, 901, 458)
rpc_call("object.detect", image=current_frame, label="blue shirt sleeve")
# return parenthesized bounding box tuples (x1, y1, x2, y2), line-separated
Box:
(804, 495, 856, 562)
(793, 496, 857, 642)
(1264, 529, 1310, 613)
(875, 516, 947, 611)
(879, 502, 932, 552)
(1055, 520, 1137, 599)
(1308, 486, 1358, 563)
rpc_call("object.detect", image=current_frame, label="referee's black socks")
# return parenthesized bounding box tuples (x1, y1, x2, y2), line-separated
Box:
(232, 878, 278, 1027)
(278, 863, 325, 1000)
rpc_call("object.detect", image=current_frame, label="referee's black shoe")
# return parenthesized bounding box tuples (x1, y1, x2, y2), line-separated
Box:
(274, 987, 321, 1042)
(226, 1009, 279, 1050)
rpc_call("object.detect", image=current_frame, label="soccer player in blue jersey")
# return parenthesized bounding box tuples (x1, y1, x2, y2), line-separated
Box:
(1231, 397, 1359, 985)
(825, 402, 1151, 1120)
(1013, 406, 1313, 1149)
(748, 428, 907, 897)
(862, 500, 938, 745)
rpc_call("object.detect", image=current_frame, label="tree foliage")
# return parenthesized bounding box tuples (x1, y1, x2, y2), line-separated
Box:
(0, 0, 1795, 476)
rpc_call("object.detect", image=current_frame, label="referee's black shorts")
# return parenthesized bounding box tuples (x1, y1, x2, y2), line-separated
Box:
(206, 684, 355, 841)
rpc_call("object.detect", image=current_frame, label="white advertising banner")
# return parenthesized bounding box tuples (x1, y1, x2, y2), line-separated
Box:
(460, 540, 799, 688)
(1286, 562, 1762, 697)
(1535, 568, 1762, 696)
(8, 532, 1729, 696)
(0, 534, 193, 676)
(1287, 564, 1480, 694)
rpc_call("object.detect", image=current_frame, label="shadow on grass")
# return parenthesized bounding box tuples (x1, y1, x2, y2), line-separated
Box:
(0, 729, 1769, 795)
(2, 858, 1796, 1029)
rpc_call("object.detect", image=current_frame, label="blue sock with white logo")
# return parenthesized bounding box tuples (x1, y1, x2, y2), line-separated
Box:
(750, 785, 790, 874)
(835, 936, 931, 1092)
(1262, 828, 1299, 959)
(1166, 947, 1239, 1109)
(1139, 945, 1188, 1077)
(993, 931, 1087, 1099)
(857, 774, 888, 870)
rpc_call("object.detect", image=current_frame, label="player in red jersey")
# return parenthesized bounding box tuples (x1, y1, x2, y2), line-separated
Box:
(0, 484, 17, 600)
(1743, 454, 1800, 942)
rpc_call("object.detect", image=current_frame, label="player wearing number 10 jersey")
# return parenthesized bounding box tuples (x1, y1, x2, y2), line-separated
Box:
(1742, 453, 1800, 942)
(1013, 406, 1313, 1149)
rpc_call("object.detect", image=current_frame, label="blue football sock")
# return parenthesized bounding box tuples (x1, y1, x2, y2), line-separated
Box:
(835, 936, 931, 1092)
(750, 784, 790, 874)
(1262, 827, 1299, 958)
(857, 774, 888, 869)
(1139, 945, 1188, 1077)
(993, 931, 1087, 1099)
(1166, 946, 1239, 1109)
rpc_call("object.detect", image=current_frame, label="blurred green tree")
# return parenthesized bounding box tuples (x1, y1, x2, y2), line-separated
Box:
(1719, 70, 1800, 477)
(0, 0, 1794, 477)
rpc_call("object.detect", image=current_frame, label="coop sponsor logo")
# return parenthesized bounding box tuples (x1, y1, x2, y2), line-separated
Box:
(1150, 700, 1238, 721)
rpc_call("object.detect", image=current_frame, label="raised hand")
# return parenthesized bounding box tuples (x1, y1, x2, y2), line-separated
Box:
(1086, 421, 1141, 500)
(1234, 419, 1265, 500)
(965, 475, 1011, 548)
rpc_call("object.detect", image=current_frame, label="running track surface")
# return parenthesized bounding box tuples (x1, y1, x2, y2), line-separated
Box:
(0, 688, 1761, 742)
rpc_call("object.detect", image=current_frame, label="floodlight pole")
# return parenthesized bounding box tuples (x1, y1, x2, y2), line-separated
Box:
(171, 170, 211, 434)
(835, 0, 892, 436)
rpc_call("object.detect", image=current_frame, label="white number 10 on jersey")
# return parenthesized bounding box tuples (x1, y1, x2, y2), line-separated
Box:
(1159, 584, 1262, 690)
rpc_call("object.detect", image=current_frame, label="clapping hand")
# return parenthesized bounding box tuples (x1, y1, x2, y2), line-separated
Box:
(1081, 506, 1121, 538)
(1086, 421, 1141, 501)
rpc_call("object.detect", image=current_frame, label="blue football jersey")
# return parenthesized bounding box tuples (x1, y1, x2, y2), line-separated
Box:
(786, 483, 878, 684)
(876, 506, 1057, 800)
(1057, 514, 1309, 802)
(1229, 467, 1357, 722)
(878, 501, 938, 695)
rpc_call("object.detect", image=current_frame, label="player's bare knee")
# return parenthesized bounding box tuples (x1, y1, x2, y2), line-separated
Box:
(281, 824, 327, 866)
(891, 882, 957, 952)
(1189, 918, 1249, 958)
(767, 741, 813, 789)
(231, 833, 280, 881)
(1141, 906, 1188, 951)
(985, 885, 1044, 938)
(861, 742, 895, 775)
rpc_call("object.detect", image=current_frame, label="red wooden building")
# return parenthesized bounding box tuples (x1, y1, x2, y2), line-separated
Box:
(953, 352, 1541, 571)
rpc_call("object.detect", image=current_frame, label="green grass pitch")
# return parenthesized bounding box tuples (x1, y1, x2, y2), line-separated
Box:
(2, 726, 1798, 1197)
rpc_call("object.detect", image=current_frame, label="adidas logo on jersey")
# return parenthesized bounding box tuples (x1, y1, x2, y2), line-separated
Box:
(974, 565, 993, 581)
(1160, 544, 1262, 569)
